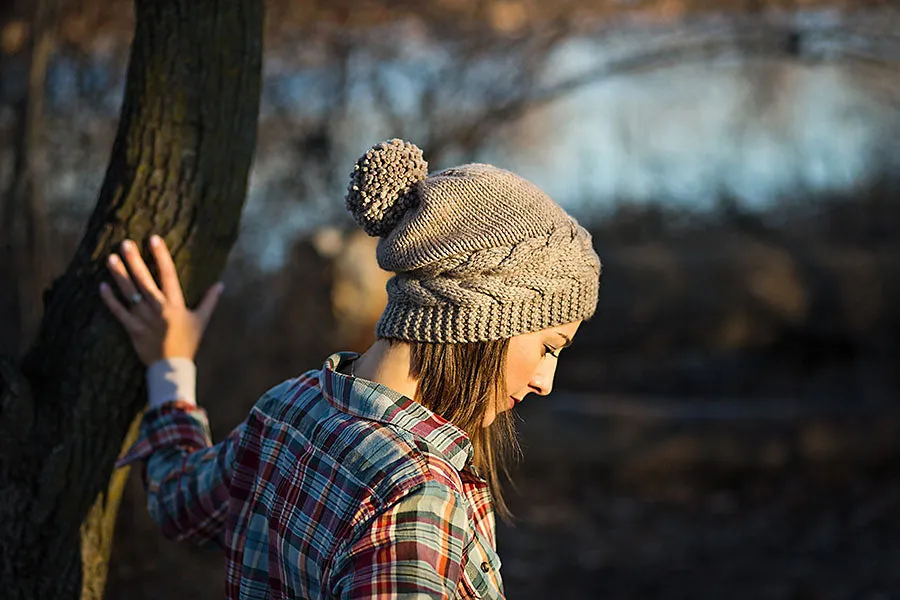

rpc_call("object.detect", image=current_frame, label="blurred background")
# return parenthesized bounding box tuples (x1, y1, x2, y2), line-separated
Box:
(2, 0, 899, 598)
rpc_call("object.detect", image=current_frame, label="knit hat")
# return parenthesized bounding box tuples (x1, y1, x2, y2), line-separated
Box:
(345, 139, 601, 343)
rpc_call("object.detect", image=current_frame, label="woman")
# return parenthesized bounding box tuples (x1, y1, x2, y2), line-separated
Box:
(103, 139, 601, 599)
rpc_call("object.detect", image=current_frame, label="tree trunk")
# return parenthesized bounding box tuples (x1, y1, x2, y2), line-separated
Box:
(0, 0, 263, 598)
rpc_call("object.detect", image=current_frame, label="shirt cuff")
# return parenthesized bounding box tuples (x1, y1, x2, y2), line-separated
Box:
(146, 358, 197, 408)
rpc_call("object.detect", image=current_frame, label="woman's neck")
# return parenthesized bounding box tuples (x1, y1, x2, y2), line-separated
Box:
(352, 339, 418, 399)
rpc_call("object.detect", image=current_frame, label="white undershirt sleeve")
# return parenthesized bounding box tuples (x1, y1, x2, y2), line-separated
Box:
(146, 357, 197, 408)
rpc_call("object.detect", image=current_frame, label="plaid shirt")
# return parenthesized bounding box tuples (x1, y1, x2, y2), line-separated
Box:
(117, 352, 505, 599)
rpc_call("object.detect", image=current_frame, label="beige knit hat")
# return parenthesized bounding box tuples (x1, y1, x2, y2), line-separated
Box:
(345, 139, 601, 343)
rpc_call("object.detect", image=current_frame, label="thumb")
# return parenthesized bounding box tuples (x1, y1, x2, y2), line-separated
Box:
(195, 282, 225, 328)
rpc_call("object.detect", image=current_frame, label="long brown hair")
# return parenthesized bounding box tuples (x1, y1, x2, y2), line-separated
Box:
(404, 337, 520, 521)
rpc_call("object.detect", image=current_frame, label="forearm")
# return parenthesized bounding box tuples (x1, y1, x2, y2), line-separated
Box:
(117, 359, 238, 546)
(145, 419, 237, 546)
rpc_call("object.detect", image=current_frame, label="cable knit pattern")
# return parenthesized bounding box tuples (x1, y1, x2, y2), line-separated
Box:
(344, 140, 602, 343)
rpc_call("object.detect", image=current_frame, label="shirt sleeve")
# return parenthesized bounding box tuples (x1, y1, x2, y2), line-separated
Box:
(116, 401, 243, 547)
(330, 480, 471, 599)
(146, 357, 197, 408)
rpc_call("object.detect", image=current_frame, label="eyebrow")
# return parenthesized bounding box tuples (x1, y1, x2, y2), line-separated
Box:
(554, 332, 573, 348)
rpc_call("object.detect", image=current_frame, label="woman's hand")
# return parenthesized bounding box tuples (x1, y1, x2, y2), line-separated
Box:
(100, 235, 224, 366)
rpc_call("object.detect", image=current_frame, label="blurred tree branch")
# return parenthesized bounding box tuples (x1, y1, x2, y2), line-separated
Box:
(0, 0, 58, 356)
(253, 2, 900, 209)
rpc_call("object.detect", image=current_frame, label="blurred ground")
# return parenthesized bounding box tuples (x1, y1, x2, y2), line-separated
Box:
(498, 395, 900, 600)
(499, 462, 900, 600)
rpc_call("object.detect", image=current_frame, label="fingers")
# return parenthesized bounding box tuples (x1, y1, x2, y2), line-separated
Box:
(99, 282, 145, 334)
(195, 282, 225, 328)
(150, 235, 185, 307)
(107, 251, 160, 323)
(106, 253, 141, 304)
(103, 236, 222, 327)
(119, 240, 166, 308)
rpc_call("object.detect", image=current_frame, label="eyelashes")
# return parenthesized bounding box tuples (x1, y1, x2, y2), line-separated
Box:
(543, 345, 560, 359)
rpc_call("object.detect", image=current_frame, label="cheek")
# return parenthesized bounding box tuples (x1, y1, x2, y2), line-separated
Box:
(504, 343, 540, 394)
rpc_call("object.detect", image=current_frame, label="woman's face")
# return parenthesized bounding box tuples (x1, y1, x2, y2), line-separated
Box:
(482, 320, 582, 427)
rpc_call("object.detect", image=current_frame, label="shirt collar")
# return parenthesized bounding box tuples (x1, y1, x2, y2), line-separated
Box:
(320, 352, 474, 472)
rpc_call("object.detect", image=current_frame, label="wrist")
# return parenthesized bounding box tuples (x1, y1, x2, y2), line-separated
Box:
(146, 357, 197, 408)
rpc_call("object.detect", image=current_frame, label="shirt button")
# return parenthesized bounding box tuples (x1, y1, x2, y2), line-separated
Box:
(480, 562, 490, 573)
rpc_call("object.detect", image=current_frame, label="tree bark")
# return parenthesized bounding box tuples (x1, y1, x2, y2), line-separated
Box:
(0, 0, 263, 598)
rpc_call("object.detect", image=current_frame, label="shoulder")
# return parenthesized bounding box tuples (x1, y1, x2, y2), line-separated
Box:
(236, 369, 473, 536)
(249, 371, 320, 417)
(242, 371, 467, 503)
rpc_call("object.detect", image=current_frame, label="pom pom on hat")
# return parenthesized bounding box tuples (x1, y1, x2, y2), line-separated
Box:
(345, 139, 428, 237)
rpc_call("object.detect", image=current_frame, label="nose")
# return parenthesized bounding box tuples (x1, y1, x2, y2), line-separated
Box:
(529, 361, 557, 397)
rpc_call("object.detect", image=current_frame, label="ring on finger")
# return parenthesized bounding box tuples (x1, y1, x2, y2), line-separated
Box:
(130, 292, 143, 305)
